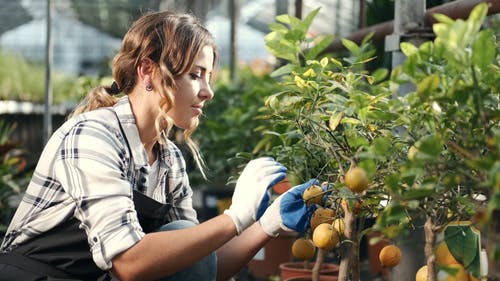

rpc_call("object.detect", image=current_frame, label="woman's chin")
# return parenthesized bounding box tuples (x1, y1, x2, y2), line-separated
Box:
(175, 118, 199, 131)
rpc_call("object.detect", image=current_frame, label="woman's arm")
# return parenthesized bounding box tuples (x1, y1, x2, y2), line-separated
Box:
(112, 214, 237, 281)
(215, 222, 272, 281)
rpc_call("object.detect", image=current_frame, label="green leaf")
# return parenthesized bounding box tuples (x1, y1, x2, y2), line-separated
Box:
(493, 243, 500, 261)
(284, 29, 306, 42)
(300, 7, 321, 34)
(489, 191, 500, 213)
(377, 204, 408, 225)
(369, 136, 390, 157)
(402, 188, 435, 200)
(276, 14, 293, 25)
(252, 135, 274, 154)
(416, 135, 443, 158)
(306, 35, 335, 60)
(445, 224, 481, 276)
(472, 29, 496, 68)
(329, 58, 342, 68)
(400, 42, 418, 57)
(371, 68, 389, 83)
(270, 63, 295, 77)
(385, 173, 400, 192)
(265, 94, 280, 111)
(341, 117, 362, 125)
(403, 54, 417, 77)
(265, 39, 298, 62)
(341, 38, 360, 56)
(366, 109, 398, 121)
(320, 57, 329, 68)
(417, 74, 440, 98)
(433, 13, 454, 25)
(267, 22, 288, 32)
(418, 41, 434, 61)
(467, 2, 488, 26)
(328, 112, 343, 131)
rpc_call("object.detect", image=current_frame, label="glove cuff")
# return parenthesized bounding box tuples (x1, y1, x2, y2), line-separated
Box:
(258, 207, 282, 237)
(223, 209, 253, 235)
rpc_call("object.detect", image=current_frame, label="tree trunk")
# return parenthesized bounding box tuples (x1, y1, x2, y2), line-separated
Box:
(312, 248, 325, 281)
(351, 220, 360, 281)
(424, 216, 437, 281)
(338, 208, 356, 281)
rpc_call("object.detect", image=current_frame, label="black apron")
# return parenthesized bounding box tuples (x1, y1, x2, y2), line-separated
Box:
(0, 190, 172, 281)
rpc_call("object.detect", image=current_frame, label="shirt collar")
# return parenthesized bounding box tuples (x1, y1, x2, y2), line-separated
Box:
(113, 95, 173, 171)
(113, 95, 149, 170)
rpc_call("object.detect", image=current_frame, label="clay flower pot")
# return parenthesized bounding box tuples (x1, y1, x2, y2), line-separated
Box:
(284, 276, 339, 281)
(279, 261, 339, 281)
(247, 231, 298, 279)
(273, 176, 293, 194)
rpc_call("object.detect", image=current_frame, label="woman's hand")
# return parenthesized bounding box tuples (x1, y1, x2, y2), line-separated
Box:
(224, 157, 287, 234)
(259, 179, 320, 236)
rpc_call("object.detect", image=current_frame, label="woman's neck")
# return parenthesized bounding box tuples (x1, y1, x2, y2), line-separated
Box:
(128, 91, 160, 165)
(144, 141, 157, 165)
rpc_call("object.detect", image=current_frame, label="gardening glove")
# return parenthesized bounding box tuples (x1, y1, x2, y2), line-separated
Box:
(259, 179, 320, 237)
(224, 157, 287, 234)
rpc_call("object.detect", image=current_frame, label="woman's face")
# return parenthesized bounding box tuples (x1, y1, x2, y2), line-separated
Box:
(168, 45, 214, 130)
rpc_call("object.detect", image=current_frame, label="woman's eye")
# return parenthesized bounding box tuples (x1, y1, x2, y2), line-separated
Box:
(190, 73, 201, 80)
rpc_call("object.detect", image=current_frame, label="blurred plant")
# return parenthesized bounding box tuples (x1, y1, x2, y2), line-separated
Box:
(0, 120, 30, 234)
(0, 51, 110, 105)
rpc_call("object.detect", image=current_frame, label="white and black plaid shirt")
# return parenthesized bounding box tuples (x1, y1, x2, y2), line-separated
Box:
(1, 96, 198, 270)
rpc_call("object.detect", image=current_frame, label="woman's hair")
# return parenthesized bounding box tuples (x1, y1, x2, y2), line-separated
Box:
(69, 11, 218, 178)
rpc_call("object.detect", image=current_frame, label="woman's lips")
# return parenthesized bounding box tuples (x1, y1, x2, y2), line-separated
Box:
(192, 105, 203, 115)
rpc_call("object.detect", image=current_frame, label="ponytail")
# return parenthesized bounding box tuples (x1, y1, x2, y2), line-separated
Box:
(67, 85, 119, 119)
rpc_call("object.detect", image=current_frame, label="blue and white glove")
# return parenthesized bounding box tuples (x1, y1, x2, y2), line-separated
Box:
(259, 179, 319, 237)
(224, 157, 287, 234)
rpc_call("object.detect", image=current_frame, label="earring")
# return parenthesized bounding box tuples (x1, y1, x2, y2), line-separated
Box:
(145, 84, 153, 91)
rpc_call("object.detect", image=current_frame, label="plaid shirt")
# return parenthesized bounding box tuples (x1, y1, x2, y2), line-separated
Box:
(1, 96, 198, 270)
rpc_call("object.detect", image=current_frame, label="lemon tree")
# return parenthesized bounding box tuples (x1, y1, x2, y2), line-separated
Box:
(258, 7, 404, 281)
(372, 3, 499, 280)
(242, 3, 498, 281)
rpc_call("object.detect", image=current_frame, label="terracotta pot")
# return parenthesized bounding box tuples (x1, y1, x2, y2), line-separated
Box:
(366, 231, 391, 277)
(284, 276, 338, 281)
(273, 176, 292, 194)
(247, 231, 298, 279)
(279, 261, 339, 281)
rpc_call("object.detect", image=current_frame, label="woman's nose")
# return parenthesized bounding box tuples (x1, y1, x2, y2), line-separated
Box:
(200, 81, 214, 101)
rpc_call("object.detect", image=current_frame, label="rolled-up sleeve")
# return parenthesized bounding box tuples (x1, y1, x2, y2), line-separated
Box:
(54, 120, 144, 270)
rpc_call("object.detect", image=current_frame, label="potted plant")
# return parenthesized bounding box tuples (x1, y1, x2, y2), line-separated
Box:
(373, 3, 498, 280)
(257, 7, 402, 281)
(249, 3, 498, 281)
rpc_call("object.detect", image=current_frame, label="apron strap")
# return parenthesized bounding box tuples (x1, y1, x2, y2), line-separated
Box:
(134, 189, 173, 232)
(0, 252, 74, 279)
(0, 191, 172, 279)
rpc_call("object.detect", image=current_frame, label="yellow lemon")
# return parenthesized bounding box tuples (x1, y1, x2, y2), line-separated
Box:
(416, 265, 428, 281)
(310, 207, 335, 231)
(302, 185, 323, 206)
(379, 245, 402, 267)
(435, 242, 459, 266)
(291, 238, 316, 260)
(312, 223, 340, 250)
(344, 167, 369, 193)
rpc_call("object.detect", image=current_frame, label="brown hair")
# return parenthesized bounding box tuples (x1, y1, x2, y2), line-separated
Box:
(70, 11, 218, 177)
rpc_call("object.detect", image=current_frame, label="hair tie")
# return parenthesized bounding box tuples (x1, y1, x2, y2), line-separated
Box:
(109, 81, 121, 95)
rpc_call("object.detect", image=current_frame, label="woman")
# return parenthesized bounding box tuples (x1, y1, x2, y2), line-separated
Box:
(0, 11, 317, 281)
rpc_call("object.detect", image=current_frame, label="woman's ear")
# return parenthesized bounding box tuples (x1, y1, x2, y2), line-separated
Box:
(137, 58, 156, 87)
